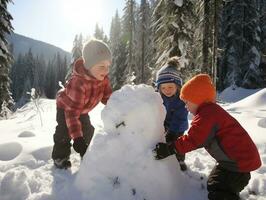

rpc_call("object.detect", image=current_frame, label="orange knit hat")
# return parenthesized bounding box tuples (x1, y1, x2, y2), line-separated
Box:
(180, 74, 216, 105)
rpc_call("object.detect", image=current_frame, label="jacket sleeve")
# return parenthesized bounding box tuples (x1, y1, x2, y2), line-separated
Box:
(101, 78, 112, 105)
(174, 112, 216, 154)
(168, 103, 188, 135)
(64, 78, 86, 139)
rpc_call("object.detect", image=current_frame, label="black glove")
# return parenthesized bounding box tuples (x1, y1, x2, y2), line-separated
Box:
(165, 132, 177, 143)
(73, 137, 88, 157)
(153, 142, 176, 160)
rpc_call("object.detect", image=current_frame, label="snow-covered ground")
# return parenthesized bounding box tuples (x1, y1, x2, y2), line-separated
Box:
(0, 85, 265, 200)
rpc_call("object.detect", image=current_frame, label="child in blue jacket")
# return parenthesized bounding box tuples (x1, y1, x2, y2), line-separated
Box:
(156, 56, 189, 171)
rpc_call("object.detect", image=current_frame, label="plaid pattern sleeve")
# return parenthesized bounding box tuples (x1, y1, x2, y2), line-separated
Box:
(101, 78, 112, 105)
(63, 78, 86, 139)
(64, 110, 83, 139)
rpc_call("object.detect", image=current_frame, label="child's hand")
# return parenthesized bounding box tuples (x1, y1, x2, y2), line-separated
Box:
(73, 137, 88, 157)
(165, 132, 177, 143)
(153, 142, 176, 160)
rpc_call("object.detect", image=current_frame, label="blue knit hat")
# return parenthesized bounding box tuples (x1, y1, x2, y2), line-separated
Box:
(156, 65, 182, 89)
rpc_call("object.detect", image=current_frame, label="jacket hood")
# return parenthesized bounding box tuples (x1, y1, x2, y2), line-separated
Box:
(72, 58, 94, 81)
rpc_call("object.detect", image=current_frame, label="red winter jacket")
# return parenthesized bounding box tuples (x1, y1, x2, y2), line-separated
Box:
(174, 102, 261, 172)
(56, 58, 112, 139)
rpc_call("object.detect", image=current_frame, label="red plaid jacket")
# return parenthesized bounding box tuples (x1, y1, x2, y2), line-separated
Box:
(56, 58, 112, 139)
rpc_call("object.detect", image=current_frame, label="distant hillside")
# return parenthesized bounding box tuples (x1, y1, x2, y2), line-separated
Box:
(6, 32, 71, 63)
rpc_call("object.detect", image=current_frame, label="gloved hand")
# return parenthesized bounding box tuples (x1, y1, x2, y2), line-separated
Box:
(165, 132, 177, 143)
(153, 142, 176, 160)
(73, 137, 88, 157)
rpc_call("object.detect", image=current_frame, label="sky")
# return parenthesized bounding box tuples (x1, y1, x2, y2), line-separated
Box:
(7, 0, 126, 52)
(0, 84, 266, 200)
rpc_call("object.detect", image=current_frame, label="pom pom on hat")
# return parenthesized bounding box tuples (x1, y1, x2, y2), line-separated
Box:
(82, 39, 112, 69)
(156, 56, 183, 89)
(180, 74, 216, 105)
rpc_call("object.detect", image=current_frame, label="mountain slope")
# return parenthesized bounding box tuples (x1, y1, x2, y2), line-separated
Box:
(7, 32, 71, 62)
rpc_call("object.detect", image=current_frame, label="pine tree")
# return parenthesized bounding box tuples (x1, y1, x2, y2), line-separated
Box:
(152, 0, 197, 81)
(258, 0, 266, 85)
(15, 49, 36, 106)
(0, 0, 14, 113)
(65, 34, 83, 81)
(56, 53, 67, 91)
(241, 0, 262, 88)
(122, 0, 137, 84)
(110, 42, 127, 90)
(94, 23, 105, 40)
(202, 0, 212, 74)
(10, 53, 22, 101)
(109, 10, 127, 90)
(135, 0, 153, 84)
(34, 54, 46, 96)
(220, 0, 262, 89)
(110, 10, 122, 50)
(259, 0, 266, 59)
(44, 59, 57, 99)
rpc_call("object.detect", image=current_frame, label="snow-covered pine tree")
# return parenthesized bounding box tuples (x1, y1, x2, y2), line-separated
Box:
(202, 0, 212, 74)
(259, 0, 266, 60)
(110, 10, 122, 50)
(134, 0, 153, 84)
(0, 0, 14, 114)
(152, 0, 197, 82)
(220, 0, 262, 89)
(109, 10, 127, 90)
(94, 23, 105, 40)
(258, 0, 266, 85)
(110, 42, 127, 90)
(122, 0, 137, 84)
(65, 34, 83, 81)
(241, 0, 262, 88)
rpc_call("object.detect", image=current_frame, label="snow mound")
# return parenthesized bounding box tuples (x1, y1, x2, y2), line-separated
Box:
(75, 84, 188, 200)
(226, 88, 266, 111)
(219, 86, 261, 103)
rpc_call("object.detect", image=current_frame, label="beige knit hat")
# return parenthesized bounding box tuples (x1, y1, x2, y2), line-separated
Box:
(82, 39, 112, 69)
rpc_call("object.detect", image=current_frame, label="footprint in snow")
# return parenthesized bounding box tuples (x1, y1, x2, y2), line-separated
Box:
(257, 118, 266, 128)
(0, 142, 22, 161)
(18, 131, 35, 138)
(32, 146, 53, 161)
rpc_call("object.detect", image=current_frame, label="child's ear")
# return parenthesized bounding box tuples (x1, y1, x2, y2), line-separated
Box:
(177, 85, 181, 92)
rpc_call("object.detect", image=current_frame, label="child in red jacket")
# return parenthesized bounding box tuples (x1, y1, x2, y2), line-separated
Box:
(154, 74, 261, 200)
(52, 39, 112, 169)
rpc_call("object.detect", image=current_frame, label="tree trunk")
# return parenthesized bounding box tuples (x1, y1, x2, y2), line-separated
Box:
(202, 0, 211, 74)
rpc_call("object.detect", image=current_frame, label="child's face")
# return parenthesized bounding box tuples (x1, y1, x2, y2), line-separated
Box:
(88, 60, 111, 81)
(160, 82, 178, 97)
(183, 100, 198, 115)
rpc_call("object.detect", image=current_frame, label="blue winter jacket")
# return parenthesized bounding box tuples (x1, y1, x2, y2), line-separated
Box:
(162, 93, 189, 137)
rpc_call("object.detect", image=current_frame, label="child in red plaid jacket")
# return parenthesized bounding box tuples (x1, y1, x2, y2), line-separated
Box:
(52, 39, 112, 169)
